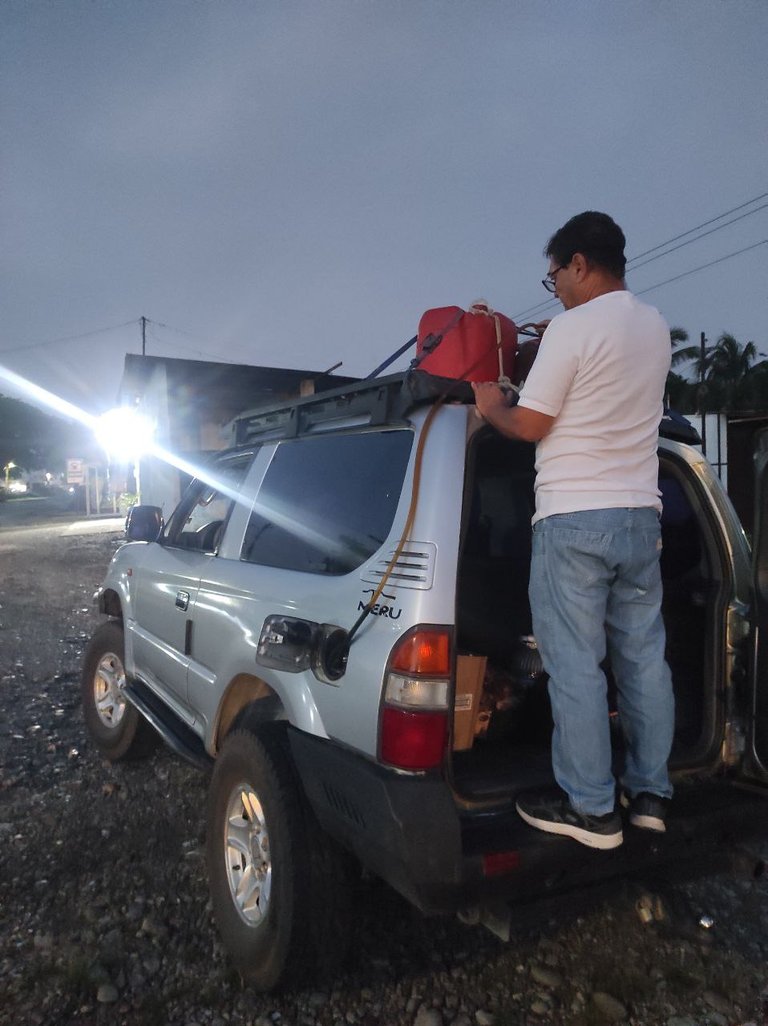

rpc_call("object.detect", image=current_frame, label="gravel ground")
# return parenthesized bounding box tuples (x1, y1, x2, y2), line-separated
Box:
(1, 519, 768, 1026)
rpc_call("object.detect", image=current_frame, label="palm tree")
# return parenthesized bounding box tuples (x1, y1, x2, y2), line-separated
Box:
(664, 369, 695, 411)
(705, 333, 758, 409)
(732, 351, 768, 410)
(667, 327, 699, 412)
(668, 330, 767, 412)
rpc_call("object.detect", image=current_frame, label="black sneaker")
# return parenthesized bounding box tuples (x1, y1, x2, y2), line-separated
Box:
(620, 791, 669, 833)
(516, 789, 623, 850)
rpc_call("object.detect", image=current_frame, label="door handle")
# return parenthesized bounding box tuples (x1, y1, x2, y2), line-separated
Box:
(176, 590, 190, 611)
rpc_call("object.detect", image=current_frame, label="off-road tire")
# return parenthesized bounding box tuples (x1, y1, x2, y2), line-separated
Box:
(81, 621, 155, 761)
(206, 724, 353, 991)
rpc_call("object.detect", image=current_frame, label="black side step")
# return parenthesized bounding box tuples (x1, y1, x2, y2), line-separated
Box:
(125, 680, 212, 771)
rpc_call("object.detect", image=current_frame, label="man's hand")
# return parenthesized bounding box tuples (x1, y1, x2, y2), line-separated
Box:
(471, 381, 512, 421)
(471, 380, 555, 443)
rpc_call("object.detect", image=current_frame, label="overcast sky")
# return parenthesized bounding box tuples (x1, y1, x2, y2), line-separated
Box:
(1, 0, 766, 418)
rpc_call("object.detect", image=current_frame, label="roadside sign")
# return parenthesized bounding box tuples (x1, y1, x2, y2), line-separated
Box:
(66, 458, 85, 485)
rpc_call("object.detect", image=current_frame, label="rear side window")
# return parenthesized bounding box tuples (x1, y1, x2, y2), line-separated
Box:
(241, 430, 413, 575)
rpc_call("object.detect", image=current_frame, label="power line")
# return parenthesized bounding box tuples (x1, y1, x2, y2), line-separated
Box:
(146, 318, 242, 364)
(628, 190, 768, 262)
(5, 192, 767, 356)
(512, 237, 768, 322)
(0, 315, 235, 365)
(512, 191, 768, 321)
(0, 319, 137, 356)
(635, 240, 768, 297)
(628, 202, 768, 273)
(151, 318, 210, 342)
(511, 295, 560, 322)
(147, 331, 241, 365)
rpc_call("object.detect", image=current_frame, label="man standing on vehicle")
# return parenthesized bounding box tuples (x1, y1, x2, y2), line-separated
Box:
(472, 211, 674, 850)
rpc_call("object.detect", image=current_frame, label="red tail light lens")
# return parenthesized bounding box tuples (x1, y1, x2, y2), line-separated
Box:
(482, 850, 522, 877)
(380, 627, 452, 770)
(380, 707, 448, 770)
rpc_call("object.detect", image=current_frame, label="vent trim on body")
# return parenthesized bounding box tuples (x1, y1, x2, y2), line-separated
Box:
(360, 541, 436, 591)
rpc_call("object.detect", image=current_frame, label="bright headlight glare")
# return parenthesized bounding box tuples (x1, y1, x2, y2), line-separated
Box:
(95, 407, 155, 461)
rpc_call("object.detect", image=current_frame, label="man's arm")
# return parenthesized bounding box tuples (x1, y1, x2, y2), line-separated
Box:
(471, 381, 555, 442)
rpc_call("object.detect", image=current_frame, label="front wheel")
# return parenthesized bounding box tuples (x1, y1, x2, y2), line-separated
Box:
(81, 621, 155, 761)
(206, 725, 353, 991)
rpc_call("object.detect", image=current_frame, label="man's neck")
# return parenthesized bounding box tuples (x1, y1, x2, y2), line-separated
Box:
(579, 275, 625, 305)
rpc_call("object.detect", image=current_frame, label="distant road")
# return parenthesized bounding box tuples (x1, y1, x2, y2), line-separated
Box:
(0, 494, 123, 533)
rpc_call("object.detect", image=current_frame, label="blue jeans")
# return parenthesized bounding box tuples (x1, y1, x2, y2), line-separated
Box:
(529, 507, 674, 816)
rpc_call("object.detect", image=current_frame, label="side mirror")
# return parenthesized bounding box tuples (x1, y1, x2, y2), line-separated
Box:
(125, 504, 164, 542)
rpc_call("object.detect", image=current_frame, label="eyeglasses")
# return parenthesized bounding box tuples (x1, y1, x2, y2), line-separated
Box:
(542, 264, 567, 293)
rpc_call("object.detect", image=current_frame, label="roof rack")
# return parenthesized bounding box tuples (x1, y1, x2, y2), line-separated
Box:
(232, 370, 474, 445)
(231, 368, 700, 447)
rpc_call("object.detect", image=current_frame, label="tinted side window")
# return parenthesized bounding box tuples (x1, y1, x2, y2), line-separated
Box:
(241, 430, 413, 575)
(163, 455, 252, 553)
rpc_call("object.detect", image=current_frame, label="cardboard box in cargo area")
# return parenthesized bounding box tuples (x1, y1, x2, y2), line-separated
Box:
(453, 654, 487, 750)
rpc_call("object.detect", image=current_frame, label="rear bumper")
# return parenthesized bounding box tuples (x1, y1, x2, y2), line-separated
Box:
(289, 728, 464, 911)
(289, 728, 767, 915)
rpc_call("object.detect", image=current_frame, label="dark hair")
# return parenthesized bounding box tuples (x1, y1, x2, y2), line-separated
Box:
(545, 211, 626, 279)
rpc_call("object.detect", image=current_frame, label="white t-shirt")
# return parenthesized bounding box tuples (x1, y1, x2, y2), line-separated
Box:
(517, 290, 670, 524)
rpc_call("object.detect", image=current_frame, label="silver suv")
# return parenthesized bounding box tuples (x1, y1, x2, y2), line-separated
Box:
(81, 370, 768, 991)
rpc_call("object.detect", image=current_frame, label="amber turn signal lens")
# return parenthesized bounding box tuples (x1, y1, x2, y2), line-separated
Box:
(389, 630, 450, 676)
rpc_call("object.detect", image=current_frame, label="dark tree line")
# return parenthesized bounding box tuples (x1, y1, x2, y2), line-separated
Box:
(666, 330, 768, 414)
(0, 394, 97, 473)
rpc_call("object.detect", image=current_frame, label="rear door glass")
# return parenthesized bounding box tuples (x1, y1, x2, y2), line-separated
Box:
(241, 430, 413, 575)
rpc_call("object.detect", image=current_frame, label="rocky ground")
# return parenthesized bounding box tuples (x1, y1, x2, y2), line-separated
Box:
(1, 515, 767, 1026)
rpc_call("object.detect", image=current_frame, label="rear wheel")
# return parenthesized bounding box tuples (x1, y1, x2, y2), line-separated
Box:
(81, 621, 155, 761)
(206, 725, 353, 991)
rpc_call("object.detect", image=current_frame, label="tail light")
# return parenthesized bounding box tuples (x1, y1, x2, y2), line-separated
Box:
(379, 627, 452, 771)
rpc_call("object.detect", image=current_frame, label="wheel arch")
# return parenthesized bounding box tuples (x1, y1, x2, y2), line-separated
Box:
(214, 674, 286, 753)
(97, 587, 124, 621)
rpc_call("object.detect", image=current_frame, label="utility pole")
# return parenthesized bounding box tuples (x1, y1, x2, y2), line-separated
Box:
(699, 331, 707, 455)
(141, 316, 147, 356)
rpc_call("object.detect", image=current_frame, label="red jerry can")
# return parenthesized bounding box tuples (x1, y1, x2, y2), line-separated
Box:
(416, 301, 518, 382)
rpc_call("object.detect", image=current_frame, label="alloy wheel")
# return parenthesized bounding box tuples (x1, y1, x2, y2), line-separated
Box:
(224, 783, 272, 925)
(93, 650, 127, 728)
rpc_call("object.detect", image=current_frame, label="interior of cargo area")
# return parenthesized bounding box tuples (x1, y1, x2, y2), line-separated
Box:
(452, 427, 723, 803)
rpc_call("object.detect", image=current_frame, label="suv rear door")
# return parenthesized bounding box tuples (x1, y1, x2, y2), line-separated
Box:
(741, 426, 768, 784)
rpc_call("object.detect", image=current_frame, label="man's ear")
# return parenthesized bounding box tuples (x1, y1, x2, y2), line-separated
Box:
(571, 252, 589, 277)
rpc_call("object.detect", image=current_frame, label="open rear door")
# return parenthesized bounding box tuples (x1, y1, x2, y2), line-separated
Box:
(742, 427, 768, 784)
